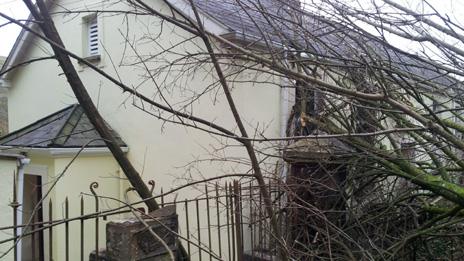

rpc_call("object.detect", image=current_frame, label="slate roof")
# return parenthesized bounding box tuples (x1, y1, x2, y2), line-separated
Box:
(191, 0, 295, 44)
(191, 0, 459, 88)
(0, 104, 126, 148)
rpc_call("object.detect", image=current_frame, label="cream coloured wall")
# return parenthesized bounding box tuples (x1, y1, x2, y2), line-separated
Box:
(7, 0, 283, 203)
(50, 154, 121, 261)
(0, 158, 17, 261)
(5, 0, 285, 259)
(0, 152, 121, 260)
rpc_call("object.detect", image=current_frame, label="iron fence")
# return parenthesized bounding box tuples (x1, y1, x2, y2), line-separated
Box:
(0, 178, 285, 261)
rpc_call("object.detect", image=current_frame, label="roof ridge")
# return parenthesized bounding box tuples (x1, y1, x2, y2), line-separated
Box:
(50, 104, 83, 146)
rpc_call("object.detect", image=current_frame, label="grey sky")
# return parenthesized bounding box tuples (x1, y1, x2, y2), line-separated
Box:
(0, 0, 28, 57)
(0, 0, 462, 58)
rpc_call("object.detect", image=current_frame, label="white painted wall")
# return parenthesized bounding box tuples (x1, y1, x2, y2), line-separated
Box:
(4, 0, 285, 259)
(0, 159, 17, 261)
(8, 0, 283, 201)
(51, 155, 121, 261)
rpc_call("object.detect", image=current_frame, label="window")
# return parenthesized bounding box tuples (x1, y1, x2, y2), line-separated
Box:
(82, 15, 100, 60)
(87, 16, 99, 56)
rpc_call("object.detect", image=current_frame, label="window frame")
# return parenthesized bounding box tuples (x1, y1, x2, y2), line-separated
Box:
(81, 14, 101, 62)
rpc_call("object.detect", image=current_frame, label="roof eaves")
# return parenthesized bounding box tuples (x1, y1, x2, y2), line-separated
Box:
(0, 152, 26, 161)
(0, 145, 129, 158)
(3, 0, 230, 81)
(2, 0, 57, 80)
(222, 31, 286, 50)
(167, 0, 232, 35)
(1, 14, 37, 80)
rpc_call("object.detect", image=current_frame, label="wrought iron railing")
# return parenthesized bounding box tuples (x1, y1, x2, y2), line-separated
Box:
(0, 178, 285, 261)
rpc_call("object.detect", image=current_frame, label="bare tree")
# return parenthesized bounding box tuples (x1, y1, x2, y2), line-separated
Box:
(2, 0, 464, 260)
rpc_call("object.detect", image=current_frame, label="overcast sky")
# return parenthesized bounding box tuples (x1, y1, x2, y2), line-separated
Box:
(0, 0, 463, 57)
(0, 0, 28, 57)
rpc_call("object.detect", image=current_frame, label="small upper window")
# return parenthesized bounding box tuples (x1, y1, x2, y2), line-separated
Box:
(82, 14, 100, 61)
(87, 16, 99, 56)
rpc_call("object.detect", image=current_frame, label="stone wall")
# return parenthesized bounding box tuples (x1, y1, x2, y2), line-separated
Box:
(0, 56, 8, 136)
(90, 206, 179, 261)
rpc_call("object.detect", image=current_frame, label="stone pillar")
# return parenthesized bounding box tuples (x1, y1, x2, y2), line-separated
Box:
(283, 138, 350, 260)
(0, 56, 8, 136)
(0, 95, 8, 136)
(90, 206, 178, 261)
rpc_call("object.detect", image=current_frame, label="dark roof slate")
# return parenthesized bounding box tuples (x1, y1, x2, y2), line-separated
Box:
(192, 0, 294, 43)
(192, 0, 459, 88)
(0, 104, 126, 148)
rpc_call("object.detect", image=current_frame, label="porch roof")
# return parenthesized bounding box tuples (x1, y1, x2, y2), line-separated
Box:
(0, 104, 126, 148)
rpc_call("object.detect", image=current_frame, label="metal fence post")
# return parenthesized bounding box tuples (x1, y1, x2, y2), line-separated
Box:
(205, 184, 212, 261)
(184, 199, 191, 258)
(233, 181, 243, 261)
(80, 196, 85, 261)
(90, 182, 99, 261)
(196, 198, 202, 261)
(10, 171, 19, 261)
(65, 197, 69, 261)
(215, 183, 222, 258)
(49, 199, 53, 261)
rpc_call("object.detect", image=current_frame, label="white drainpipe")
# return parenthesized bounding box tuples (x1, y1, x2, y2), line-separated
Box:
(16, 156, 30, 261)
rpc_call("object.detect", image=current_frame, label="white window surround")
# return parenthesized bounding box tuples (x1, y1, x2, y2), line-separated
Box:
(82, 14, 101, 62)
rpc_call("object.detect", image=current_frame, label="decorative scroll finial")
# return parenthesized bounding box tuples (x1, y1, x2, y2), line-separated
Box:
(148, 180, 156, 195)
(90, 182, 99, 196)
